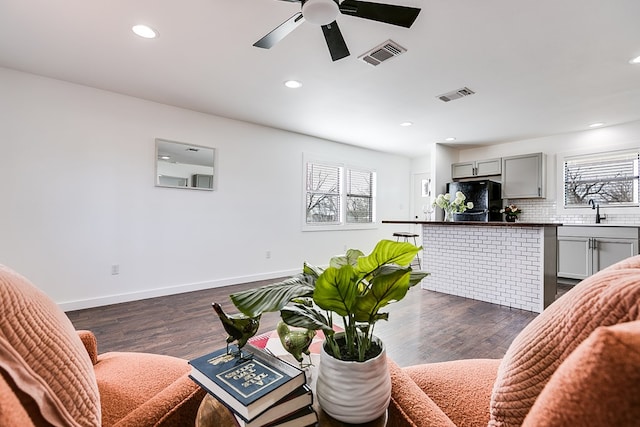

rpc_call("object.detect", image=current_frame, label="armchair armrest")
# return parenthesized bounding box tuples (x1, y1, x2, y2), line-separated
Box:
(76, 330, 98, 365)
(387, 359, 455, 427)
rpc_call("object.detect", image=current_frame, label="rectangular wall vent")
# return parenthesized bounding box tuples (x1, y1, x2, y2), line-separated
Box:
(437, 87, 476, 102)
(358, 39, 407, 66)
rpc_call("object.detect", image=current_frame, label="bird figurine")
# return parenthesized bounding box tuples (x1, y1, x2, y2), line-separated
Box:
(276, 320, 316, 368)
(212, 302, 261, 359)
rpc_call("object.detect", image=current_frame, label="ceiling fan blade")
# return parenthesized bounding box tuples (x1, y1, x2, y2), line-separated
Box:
(253, 12, 305, 49)
(338, 0, 420, 28)
(321, 21, 350, 61)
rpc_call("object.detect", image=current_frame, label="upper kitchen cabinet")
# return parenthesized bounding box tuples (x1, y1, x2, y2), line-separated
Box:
(451, 158, 501, 179)
(502, 152, 546, 198)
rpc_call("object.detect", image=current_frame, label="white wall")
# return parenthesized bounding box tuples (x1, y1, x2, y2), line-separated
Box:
(0, 67, 412, 310)
(430, 144, 458, 220)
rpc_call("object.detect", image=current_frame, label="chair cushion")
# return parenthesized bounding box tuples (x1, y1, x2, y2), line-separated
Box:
(94, 351, 201, 426)
(489, 255, 640, 427)
(0, 265, 101, 426)
(387, 359, 456, 427)
(522, 320, 640, 426)
(0, 370, 36, 426)
(404, 359, 500, 427)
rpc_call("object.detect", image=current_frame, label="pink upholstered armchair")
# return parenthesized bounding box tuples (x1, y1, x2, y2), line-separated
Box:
(0, 265, 205, 426)
(387, 255, 640, 427)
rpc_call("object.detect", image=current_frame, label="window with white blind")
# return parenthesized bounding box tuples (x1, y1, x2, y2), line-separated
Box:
(563, 149, 639, 208)
(304, 158, 376, 227)
(346, 168, 374, 223)
(306, 162, 342, 224)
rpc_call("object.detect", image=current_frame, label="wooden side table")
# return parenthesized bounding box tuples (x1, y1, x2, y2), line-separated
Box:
(195, 393, 387, 426)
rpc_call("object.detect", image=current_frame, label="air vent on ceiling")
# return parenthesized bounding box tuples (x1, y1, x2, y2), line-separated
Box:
(437, 87, 476, 102)
(358, 39, 406, 66)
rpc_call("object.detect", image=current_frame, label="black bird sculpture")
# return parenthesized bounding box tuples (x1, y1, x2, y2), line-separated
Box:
(212, 302, 261, 358)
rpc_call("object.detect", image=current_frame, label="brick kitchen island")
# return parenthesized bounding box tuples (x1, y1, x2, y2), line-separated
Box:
(383, 221, 561, 313)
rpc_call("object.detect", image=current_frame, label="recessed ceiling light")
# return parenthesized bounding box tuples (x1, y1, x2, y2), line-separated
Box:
(284, 80, 302, 89)
(160, 155, 170, 160)
(588, 122, 605, 128)
(132, 25, 158, 39)
(400, 121, 413, 127)
(445, 137, 456, 142)
(629, 55, 640, 64)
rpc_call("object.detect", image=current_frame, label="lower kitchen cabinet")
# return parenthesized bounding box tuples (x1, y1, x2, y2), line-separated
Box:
(557, 226, 639, 280)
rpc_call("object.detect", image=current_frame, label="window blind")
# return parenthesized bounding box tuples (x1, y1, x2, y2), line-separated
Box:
(306, 162, 341, 224)
(346, 169, 374, 223)
(564, 149, 639, 207)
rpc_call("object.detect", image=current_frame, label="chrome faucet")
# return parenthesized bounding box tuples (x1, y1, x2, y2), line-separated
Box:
(588, 199, 601, 224)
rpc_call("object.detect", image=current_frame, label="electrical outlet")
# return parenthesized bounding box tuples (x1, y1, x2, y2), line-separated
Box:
(265, 251, 271, 259)
(111, 264, 120, 275)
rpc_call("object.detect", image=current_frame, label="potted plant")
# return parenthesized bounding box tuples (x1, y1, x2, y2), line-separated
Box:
(501, 204, 522, 222)
(228, 239, 429, 422)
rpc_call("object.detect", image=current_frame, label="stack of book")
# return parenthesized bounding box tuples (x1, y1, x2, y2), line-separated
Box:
(189, 344, 318, 427)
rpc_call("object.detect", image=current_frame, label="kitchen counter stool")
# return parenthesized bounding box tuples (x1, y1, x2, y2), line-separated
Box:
(392, 232, 421, 269)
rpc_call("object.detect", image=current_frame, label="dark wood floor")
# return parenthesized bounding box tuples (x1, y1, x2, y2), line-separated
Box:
(67, 280, 563, 367)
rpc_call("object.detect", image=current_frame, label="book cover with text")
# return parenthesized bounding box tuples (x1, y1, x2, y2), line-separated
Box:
(189, 345, 305, 421)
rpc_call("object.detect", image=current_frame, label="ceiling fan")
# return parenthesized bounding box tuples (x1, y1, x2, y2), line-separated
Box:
(253, 0, 421, 61)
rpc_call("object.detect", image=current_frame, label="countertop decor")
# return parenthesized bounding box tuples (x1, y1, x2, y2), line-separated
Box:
(501, 205, 522, 222)
(433, 192, 474, 222)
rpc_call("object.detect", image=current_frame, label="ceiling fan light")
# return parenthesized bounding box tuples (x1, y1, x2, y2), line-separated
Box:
(302, 0, 339, 26)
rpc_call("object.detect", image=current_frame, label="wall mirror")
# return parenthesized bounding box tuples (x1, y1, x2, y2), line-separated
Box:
(155, 139, 215, 190)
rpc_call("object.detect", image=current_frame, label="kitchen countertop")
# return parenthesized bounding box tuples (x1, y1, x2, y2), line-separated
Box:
(382, 220, 562, 227)
(560, 223, 639, 228)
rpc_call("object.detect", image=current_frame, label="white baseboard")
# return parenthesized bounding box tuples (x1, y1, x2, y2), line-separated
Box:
(59, 268, 300, 312)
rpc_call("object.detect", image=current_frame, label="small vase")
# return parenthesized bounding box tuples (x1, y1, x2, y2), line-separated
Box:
(444, 210, 455, 222)
(505, 215, 517, 222)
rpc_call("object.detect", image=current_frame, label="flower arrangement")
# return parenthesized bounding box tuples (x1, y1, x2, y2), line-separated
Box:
(500, 205, 522, 216)
(433, 192, 473, 221)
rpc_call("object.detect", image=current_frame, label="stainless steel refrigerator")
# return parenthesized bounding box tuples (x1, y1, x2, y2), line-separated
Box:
(446, 181, 503, 222)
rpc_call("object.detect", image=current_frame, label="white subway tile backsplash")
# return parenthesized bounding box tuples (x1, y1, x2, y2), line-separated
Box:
(508, 198, 640, 225)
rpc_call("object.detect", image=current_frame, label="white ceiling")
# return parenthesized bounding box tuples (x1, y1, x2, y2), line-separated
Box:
(1, 0, 639, 157)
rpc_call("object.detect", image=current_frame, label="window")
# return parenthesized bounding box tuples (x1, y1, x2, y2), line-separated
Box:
(306, 162, 341, 224)
(563, 149, 639, 208)
(305, 158, 376, 227)
(346, 168, 374, 223)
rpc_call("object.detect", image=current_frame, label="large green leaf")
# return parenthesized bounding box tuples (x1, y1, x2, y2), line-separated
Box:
(303, 262, 324, 278)
(280, 303, 333, 334)
(313, 265, 358, 317)
(230, 273, 315, 317)
(354, 266, 411, 321)
(409, 270, 430, 287)
(329, 249, 364, 269)
(356, 240, 422, 275)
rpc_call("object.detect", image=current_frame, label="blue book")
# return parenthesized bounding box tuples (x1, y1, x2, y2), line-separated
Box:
(189, 345, 306, 421)
(233, 385, 313, 427)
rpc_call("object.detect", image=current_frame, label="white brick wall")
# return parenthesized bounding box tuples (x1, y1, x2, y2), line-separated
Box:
(421, 225, 544, 312)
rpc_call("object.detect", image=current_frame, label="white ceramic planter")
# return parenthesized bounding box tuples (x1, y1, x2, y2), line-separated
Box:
(316, 334, 391, 423)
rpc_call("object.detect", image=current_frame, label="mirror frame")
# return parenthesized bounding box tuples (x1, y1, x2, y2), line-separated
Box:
(155, 139, 216, 191)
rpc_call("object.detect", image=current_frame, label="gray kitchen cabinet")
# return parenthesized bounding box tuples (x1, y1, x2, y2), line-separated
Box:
(557, 226, 639, 280)
(502, 152, 545, 198)
(451, 158, 501, 179)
